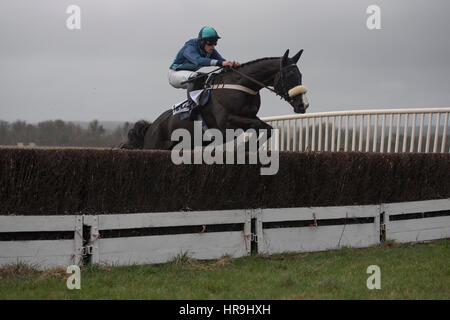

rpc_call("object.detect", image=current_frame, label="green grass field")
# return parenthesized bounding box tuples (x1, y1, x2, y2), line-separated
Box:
(1, 239, 449, 300)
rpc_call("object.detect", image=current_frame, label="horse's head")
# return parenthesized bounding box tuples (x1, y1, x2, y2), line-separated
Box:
(274, 49, 309, 114)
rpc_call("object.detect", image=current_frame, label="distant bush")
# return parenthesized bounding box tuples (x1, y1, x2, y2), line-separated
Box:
(0, 119, 134, 148)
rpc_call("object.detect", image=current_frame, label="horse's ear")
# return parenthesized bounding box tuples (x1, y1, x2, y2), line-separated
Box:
(292, 49, 303, 64)
(281, 49, 290, 66)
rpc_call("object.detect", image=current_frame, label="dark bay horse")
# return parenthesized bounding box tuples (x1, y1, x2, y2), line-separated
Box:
(122, 49, 309, 150)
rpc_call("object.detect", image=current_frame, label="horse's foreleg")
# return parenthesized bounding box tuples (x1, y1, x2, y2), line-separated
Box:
(225, 114, 263, 130)
(248, 118, 274, 151)
(224, 115, 274, 150)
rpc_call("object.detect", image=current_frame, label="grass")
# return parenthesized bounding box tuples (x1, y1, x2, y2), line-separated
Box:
(0, 239, 449, 300)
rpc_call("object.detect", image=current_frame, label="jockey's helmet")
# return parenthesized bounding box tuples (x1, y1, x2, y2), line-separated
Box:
(198, 26, 221, 45)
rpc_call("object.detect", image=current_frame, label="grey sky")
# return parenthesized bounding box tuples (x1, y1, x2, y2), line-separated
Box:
(1, 0, 449, 123)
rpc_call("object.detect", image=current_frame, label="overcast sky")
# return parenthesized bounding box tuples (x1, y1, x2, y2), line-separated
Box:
(1, 0, 449, 123)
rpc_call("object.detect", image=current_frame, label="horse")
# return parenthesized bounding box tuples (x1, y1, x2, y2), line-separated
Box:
(121, 49, 309, 150)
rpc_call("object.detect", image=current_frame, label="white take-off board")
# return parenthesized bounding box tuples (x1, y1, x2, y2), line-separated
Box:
(83, 210, 252, 266)
(256, 205, 381, 254)
(384, 199, 450, 243)
(0, 215, 83, 269)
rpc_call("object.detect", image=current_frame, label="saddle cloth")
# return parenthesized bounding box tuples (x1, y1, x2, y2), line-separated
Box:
(171, 89, 204, 115)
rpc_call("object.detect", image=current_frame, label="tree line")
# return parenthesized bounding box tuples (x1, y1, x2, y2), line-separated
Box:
(0, 119, 135, 148)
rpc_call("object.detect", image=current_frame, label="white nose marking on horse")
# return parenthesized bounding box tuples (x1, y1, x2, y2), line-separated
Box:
(302, 93, 309, 109)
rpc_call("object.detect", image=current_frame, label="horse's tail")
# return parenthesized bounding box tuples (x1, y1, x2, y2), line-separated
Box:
(120, 120, 152, 149)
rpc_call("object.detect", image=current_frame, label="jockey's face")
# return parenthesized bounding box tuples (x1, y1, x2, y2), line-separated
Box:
(204, 43, 215, 54)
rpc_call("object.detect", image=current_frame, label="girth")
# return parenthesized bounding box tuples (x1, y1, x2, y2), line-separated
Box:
(207, 84, 258, 95)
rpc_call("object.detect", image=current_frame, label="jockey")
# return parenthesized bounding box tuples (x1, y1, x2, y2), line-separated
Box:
(168, 26, 239, 119)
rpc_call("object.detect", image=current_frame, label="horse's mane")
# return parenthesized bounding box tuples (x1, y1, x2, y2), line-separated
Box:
(218, 57, 279, 74)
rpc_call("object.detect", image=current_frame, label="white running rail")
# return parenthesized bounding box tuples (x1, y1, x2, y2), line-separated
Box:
(261, 108, 450, 153)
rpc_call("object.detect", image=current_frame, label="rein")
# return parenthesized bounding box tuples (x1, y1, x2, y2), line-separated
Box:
(223, 65, 305, 103)
(228, 67, 279, 96)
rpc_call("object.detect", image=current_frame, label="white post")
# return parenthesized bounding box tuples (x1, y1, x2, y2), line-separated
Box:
(318, 117, 323, 151)
(387, 114, 393, 153)
(337, 116, 342, 151)
(287, 119, 291, 151)
(299, 119, 303, 151)
(359, 115, 364, 151)
(293, 119, 297, 151)
(305, 118, 310, 151)
(380, 114, 386, 153)
(373, 115, 378, 152)
(344, 115, 349, 152)
(352, 115, 357, 151)
(442, 113, 448, 153)
(331, 116, 336, 152)
(395, 114, 401, 153)
(402, 114, 408, 153)
(312, 118, 316, 151)
(425, 114, 432, 153)
(418, 114, 424, 152)
(74, 216, 84, 266)
(366, 115, 371, 152)
(433, 113, 440, 153)
(411, 114, 417, 152)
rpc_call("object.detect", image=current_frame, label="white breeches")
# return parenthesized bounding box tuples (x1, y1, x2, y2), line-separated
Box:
(167, 69, 198, 89)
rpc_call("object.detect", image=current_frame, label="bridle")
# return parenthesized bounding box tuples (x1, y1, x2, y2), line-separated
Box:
(273, 64, 307, 103)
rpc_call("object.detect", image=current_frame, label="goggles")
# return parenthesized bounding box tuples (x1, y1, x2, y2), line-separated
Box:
(205, 38, 218, 46)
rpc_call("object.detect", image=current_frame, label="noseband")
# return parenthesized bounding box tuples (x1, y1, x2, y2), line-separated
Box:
(274, 64, 307, 103)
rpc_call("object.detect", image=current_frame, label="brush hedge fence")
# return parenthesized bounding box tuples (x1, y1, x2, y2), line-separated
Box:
(1, 148, 449, 215)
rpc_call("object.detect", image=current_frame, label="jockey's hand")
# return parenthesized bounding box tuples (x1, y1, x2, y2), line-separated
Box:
(222, 61, 240, 68)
